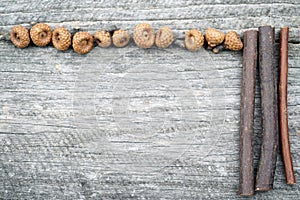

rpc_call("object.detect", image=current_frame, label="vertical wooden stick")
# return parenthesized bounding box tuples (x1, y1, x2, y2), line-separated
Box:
(255, 26, 278, 191)
(238, 30, 258, 196)
(279, 27, 296, 185)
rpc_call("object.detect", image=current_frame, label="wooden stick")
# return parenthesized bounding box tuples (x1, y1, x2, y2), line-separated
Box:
(279, 27, 296, 185)
(255, 26, 278, 191)
(238, 30, 258, 196)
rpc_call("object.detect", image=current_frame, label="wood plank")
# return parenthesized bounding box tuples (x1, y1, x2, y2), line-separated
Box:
(0, 1, 300, 199)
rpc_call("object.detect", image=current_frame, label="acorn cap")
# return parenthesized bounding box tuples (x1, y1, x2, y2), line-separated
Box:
(52, 27, 71, 51)
(155, 26, 174, 48)
(72, 32, 93, 54)
(224, 31, 243, 51)
(184, 29, 204, 52)
(133, 23, 155, 49)
(94, 30, 111, 48)
(205, 28, 225, 48)
(30, 23, 52, 46)
(112, 29, 130, 48)
(10, 25, 30, 48)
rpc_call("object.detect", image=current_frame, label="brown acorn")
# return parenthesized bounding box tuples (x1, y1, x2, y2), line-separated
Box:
(224, 31, 243, 51)
(94, 30, 111, 48)
(72, 32, 93, 54)
(184, 29, 204, 51)
(133, 23, 155, 49)
(155, 26, 174, 48)
(112, 29, 130, 48)
(205, 28, 225, 48)
(10, 25, 30, 48)
(52, 27, 71, 51)
(30, 23, 52, 46)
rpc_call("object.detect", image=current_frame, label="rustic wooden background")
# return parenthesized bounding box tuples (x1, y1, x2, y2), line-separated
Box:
(0, 0, 299, 199)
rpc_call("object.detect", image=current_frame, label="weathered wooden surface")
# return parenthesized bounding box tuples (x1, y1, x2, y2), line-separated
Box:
(0, 1, 300, 199)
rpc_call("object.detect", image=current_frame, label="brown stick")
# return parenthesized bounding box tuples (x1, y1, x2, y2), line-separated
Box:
(279, 27, 296, 185)
(255, 26, 278, 191)
(238, 30, 258, 196)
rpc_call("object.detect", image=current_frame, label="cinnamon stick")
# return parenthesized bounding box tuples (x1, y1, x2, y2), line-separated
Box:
(279, 27, 296, 185)
(256, 26, 278, 191)
(238, 30, 258, 196)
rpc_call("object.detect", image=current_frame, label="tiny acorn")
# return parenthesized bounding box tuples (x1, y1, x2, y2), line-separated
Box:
(30, 23, 52, 46)
(94, 30, 111, 48)
(155, 26, 174, 48)
(205, 28, 225, 48)
(133, 23, 155, 49)
(72, 32, 93, 54)
(184, 29, 204, 51)
(224, 31, 243, 51)
(52, 27, 71, 51)
(212, 31, 243, 53)
(112, 29, 130, 48)
(10, 25, 30, 48)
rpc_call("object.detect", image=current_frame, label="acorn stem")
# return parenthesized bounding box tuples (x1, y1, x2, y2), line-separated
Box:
(173, 39, 185, 48)
(212, 44, 226, 54)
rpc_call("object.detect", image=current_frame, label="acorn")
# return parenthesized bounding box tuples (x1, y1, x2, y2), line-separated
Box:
(184, 29, 204, 51)
(155, 26, 174, 48)
(10, 25, 30, 48)
(133, 23, 155, 49)
(94, 30, 111, 48)
(72, 32, 93, 54)
(112, 29, 130, 48)
(205, 28, 225, 48)
(224, 31, 243, 51)
(52, 27, 71, 51)
(30, 23, 52, 46)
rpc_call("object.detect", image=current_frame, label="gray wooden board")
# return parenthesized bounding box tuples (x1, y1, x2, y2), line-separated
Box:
(0, 0, 300, 199)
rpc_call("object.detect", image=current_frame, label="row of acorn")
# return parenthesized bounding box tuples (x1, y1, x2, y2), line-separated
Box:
(10, 23, 243, 54)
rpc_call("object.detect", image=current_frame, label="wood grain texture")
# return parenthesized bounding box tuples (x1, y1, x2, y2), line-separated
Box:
(0, 1, 299, 199)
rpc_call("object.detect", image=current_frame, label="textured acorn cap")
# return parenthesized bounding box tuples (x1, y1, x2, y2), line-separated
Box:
(30, 23, 52, 46)
(205, 28, 225, 48)
(10, 25, 30, 48)
(155, 26, 174, 48)
(94, 30, 111, 48)
(224, 31, 243, 51)
(72, 32, 93, 54)
(133, 23, 155, 49)
(52, 27, 71, 51)
(112, 29, 130, 48)
(184, 29, 204, 52)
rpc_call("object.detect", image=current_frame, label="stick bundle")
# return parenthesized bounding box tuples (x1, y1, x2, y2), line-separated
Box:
(238, 30, 258, 196)
(255, 26, 278, 191)
(279, 27, 296, 185)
